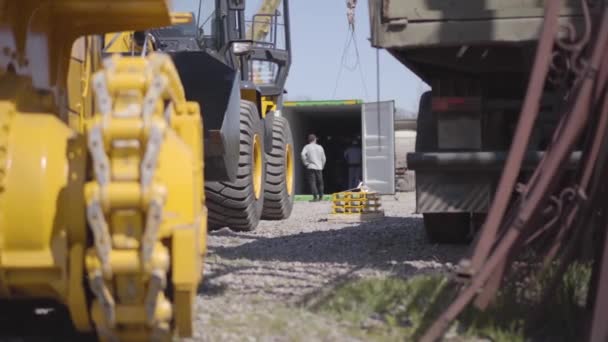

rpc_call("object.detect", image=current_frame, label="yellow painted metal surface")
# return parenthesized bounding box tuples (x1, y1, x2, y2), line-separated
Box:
(331, 191, 383, 214)
(240, 90, 278, 118)
(82, 54, 205, 340)
(285, 143, 294, 195)
(261, 96, 278, 116)
(0, 72, 90, 327)
(170, 102, 207, 257)
(170, 12, 194, 25)
(103, 12, 192, 55)
(252, 133, 263, 200)
(0, 0, 173, 93)
(103, 32, 153, 54)
(1, 0, 206, 340)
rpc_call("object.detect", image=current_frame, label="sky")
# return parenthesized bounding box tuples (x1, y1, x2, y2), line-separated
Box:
(283, 0, 428, 112)
(171, 0, 428, 112)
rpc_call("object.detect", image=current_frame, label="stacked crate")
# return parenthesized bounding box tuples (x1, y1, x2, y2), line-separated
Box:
(331, 191, 383, 215)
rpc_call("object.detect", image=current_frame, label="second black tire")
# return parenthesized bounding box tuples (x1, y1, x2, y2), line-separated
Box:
(262, 116, 295, 220)
(205, 100, 266, 231)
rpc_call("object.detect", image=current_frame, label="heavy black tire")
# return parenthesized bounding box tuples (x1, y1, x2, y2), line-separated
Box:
(262, 116, 295, 220)
(205, 100, 266, 231)
(423, 213, 474, 244)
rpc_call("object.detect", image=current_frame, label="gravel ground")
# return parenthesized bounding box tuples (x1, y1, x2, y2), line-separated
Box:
(187, 192, 467, 341)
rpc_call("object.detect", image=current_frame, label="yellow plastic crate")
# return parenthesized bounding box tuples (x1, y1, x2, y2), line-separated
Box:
(332, 191, 379, 200)
(331, 190, 382, 215)
(332, 206, 382, 214)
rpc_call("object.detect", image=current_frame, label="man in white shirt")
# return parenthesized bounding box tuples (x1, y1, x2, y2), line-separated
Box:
(301, 134, 326, 202)
(344, 140, 362, 189)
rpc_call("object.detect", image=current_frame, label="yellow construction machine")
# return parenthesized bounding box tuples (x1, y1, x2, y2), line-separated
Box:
(150, 0, 295, 231)
(0, 1, 205, 340)
(94, 0, 295, 233)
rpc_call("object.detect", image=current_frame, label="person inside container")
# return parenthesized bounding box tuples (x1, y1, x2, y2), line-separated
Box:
(344, 139, 362, 189)
(301, 134, 326, 202)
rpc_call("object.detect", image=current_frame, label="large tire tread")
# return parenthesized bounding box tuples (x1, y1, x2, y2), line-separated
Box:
(205, 100, 265, 231)
(261, 116, 295, 220)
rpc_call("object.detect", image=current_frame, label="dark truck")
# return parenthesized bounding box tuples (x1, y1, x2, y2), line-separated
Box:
(368, 0, 584, 243)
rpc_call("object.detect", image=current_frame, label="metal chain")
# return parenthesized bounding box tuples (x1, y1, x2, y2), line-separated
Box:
(86, 54, 173, 340)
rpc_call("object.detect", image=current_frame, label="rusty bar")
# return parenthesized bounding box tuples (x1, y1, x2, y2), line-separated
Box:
(420, 225, 524, 342)
(479, 7, 608, 321)
(473, 257, 507, 310)
(474, 207, 524, 309)
(544, 70, 608, 263)
(515, 10, 608, 227)
(588, 214, 608, 342)
(524, 197, 563, 246)
(530, 92, 608, 327)
(527, 220, 587, 332)
(579, 51, 608, 188)
(422, 5, 608, 341)
(467, 0, 563, 274)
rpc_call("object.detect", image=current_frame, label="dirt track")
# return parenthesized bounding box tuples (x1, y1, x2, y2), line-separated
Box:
(188, 192, 467, 341)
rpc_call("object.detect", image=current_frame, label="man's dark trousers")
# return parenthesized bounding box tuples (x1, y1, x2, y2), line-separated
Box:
(307, 169, 324, 199)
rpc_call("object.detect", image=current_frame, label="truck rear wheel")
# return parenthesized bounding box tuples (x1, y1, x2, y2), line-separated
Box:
(423, 213, 474, 244)
(206, 100, 266, 231)
(262, 116, 295, 220)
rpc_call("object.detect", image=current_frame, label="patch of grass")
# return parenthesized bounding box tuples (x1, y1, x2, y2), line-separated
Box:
(525, 261, 591, 340)
(316, 275, 457, 341)
(294, 194, 332, 201)
(315, 262, 592, 341)
(205, 303, 359, 341)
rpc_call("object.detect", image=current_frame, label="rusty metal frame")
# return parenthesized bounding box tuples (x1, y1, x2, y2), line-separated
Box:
(421, 1, 608, 341)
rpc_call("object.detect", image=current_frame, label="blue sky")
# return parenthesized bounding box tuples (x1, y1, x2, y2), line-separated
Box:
(284, 0, 427, 111)
(171, 0, 427, 112)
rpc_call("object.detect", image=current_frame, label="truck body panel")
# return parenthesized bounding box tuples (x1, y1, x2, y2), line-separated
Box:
(371, 0, 582, 49)
(367, 0, 584, 242)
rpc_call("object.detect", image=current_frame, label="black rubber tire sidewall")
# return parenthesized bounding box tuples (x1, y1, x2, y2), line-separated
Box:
(205, 100, 266, 231)
(261, 116, 295, 220)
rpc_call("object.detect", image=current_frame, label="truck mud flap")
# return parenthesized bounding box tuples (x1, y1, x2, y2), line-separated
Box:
(411, 151, 581, 213)
(415, 172, 494, 213)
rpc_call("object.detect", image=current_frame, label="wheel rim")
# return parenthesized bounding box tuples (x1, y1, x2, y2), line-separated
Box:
(252, 134, 263, 199)
(285, 143, 294, 195)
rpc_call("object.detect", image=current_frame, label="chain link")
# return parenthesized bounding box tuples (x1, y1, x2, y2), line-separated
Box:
(86, 54, 173, 340)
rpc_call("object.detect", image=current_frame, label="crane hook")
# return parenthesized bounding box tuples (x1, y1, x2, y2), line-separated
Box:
(347, 0, 357, 30)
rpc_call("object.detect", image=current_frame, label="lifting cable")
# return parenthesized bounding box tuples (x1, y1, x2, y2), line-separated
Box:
(331, 0, 369, 100)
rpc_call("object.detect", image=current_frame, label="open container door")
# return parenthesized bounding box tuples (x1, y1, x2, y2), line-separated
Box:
(362, 101, 396, 194)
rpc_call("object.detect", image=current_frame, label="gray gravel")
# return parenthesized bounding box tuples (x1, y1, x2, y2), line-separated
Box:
(186, 192, 467, 341)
